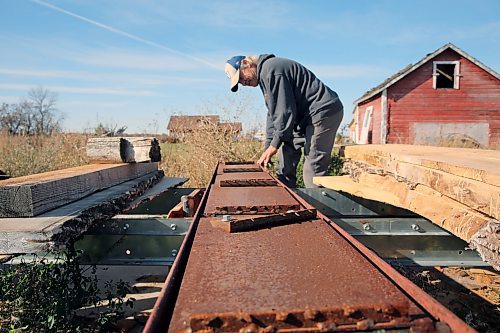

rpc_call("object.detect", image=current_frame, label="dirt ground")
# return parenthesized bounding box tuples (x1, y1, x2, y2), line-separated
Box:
(393, 265, 500, 333)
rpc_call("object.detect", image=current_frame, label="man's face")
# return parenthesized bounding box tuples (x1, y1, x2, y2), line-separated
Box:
(239, 61, 258, 87)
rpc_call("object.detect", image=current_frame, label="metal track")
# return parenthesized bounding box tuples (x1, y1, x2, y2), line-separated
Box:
(145, 163, 475, 333)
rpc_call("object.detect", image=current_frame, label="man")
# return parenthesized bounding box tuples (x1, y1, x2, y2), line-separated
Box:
(225, 54, 343, 188)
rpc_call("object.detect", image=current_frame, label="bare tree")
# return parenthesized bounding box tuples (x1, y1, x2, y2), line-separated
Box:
(0, 87, 63, 135)
(28, 87, 63, 135)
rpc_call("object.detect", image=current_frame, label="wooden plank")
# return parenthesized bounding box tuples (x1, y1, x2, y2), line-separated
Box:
(343, 159, 500, 220)
(314, 174, 491, 242)
(0, 163, 158, 217)
(0, 171, 168, 254)
(209, 209, 317, 233)
(86, 137, 161, 163)
(341, 144, 500, 186)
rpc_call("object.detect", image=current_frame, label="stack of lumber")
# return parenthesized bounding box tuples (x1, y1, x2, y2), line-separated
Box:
(314, 144, 500, 269)
(0, 136, 186, 254)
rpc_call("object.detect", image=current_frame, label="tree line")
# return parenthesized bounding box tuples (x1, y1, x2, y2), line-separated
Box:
(0, 87, 63, 135)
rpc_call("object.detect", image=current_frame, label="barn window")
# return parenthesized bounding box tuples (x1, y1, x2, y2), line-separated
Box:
(433, 61, 460, 89)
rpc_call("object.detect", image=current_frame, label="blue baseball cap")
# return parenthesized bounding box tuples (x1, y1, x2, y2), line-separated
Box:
(225, 55, 245, 92)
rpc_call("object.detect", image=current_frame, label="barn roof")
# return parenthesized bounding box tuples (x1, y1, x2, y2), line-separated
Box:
(354, 43, 500, 106)
(167, 115, 220, 131)
(218, 122, 243, 132)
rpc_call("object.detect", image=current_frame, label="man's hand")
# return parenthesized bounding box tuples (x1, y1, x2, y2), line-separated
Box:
(257, 146, 278, 170)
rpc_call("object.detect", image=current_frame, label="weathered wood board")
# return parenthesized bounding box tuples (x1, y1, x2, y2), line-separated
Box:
(86, 137, 161, 163)
(344, 159, 500, 220)
(0, 172, 187, 254)
(341, 144, 500, 186)
(0, 163, 158, 218)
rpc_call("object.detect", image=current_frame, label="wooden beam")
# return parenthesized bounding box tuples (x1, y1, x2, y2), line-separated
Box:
(0, 162, 158, 217)
(86, 137, 161, 163)
(314, 174, 491, 242)
(341, 144, 500, 186)
(0, 170, 166, 254)
(344, 159, 500, 220)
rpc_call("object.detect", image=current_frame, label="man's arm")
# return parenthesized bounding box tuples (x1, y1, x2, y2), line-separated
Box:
(264, 111, 275, 150)
(258, 74, 296, 168)
(267, 74, 296, 149)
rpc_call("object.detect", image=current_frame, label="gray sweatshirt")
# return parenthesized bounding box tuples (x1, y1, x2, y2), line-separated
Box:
(257, 54, 343, 149)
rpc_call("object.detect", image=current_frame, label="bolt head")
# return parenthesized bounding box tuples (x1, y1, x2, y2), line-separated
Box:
(171, 249, 178, 257)
(170, 223, 177, 231)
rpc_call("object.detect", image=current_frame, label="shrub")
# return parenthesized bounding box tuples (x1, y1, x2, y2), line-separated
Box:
(0, 249, 134, 332)
(160, 120, 261, 187)
(0, 132, 88, 178)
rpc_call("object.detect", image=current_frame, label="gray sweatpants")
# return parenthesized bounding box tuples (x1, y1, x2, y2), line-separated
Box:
(277, 109, 343, 188)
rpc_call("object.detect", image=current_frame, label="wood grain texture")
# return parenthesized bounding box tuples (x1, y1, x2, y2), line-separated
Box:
(86, 137, 161, 163)
(341, 144, 500, 186)
(342, 158, 499, 220)
(0, 171, 188, 254)
(0, 162, 158, 217)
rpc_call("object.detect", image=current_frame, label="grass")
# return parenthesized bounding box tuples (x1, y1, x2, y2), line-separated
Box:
(160, 125, 262, 187)
(0, 131, 88, 178)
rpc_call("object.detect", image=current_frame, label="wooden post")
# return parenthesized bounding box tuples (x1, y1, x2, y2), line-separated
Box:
(86, 137, 161, 163)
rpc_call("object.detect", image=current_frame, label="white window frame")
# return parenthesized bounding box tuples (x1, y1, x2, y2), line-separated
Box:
(433, 61, 460, 89)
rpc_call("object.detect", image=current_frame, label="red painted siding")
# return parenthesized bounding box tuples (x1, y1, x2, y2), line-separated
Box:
(384, 49, 500, 148)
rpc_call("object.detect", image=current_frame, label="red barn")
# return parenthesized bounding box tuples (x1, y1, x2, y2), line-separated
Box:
(352, 43, 500, 148)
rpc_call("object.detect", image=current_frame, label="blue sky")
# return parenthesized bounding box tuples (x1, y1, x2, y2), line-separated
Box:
(1, 0, 499, 134)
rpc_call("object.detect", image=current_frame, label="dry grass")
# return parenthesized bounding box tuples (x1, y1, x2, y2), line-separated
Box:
(160, 123, 262, 187)
(0, 131, 88, 178)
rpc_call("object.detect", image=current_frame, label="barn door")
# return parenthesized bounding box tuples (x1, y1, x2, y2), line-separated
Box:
(359, 106, 373, 144)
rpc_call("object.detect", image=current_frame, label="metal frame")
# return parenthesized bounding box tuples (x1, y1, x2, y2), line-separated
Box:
(281, 179, 475, 333)
(144, 164, 475, 333)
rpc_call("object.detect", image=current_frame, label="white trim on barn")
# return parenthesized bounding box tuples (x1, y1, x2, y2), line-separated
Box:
(381, 89, 388, 144)
(432, 60, 461, 89)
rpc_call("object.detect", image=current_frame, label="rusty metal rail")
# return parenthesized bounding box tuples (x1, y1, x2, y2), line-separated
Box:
(145, 163, 475, 333)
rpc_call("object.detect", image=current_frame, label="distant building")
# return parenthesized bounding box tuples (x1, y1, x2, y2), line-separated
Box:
(167, 115, 242, 141)
(351, 43, 500, 148)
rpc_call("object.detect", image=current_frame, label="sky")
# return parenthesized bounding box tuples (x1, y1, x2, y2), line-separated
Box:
(0, 0, 499, 134)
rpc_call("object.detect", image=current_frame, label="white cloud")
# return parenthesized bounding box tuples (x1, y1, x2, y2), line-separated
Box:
(0, 67, 219, 87)
(308, 64, 390, 79)
(0, 83, 155, 96)
(72, 50, 205, 71)
(31, 0, 218, 69)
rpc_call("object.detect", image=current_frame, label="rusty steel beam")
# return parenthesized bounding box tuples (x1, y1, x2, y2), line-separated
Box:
(218, 172, 274, 181)
(275, 175, 477, 333)
(210, 209, 317, 233)
(145, 163, 475, 333)
(219, 179, 278, 187)
(204, 186, 301, 215)
(221, 167, 262, 173)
